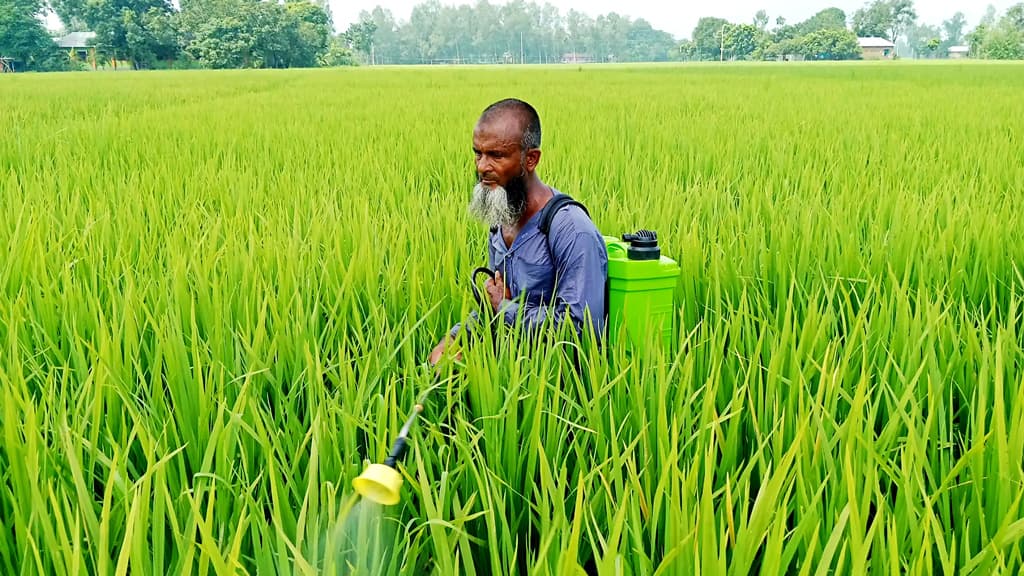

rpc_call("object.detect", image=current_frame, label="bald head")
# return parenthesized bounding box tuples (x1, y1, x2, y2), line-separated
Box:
(477, 98, 541, 152)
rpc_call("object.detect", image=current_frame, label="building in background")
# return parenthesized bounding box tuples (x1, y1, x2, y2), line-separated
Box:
(948, 46, 970, 59)
(858, 37, 896, 60)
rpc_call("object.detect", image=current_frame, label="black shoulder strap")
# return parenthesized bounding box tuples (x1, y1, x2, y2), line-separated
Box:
(539, 194, 589, 237)
(539, 194, 607, 323)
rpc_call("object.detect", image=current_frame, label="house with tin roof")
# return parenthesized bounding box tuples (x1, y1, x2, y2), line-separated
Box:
(857, 37, 896, 60)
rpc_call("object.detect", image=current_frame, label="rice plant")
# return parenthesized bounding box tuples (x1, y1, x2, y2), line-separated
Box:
(2, 62, 1024, 575)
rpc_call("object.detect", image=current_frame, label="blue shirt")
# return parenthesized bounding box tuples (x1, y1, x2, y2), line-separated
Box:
(451, 191, 608, 340)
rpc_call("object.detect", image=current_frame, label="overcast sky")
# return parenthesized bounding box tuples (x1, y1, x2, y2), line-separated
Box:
(325, 0, 1009, 39)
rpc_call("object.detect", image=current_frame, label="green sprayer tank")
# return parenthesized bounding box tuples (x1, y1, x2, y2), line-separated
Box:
(604, 230, 681, 354)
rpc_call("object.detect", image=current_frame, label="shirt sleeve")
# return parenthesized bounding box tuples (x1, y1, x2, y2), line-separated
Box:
(498, 207, 607, 338)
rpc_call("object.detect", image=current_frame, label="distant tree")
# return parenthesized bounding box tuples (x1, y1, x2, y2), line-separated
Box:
(343, 19, 377, 63)
(320, 35, 358, 66)
(907, 23, 941, 57)
(942, 12, 967, 46)
(981, 24, 1024, 59)
(72, 0, 178, 68)
(852, 1, 889, 38)
(753, 9, 769, 30)
(980, 4, 998, 27)
(966, 24, 989, 57)
(286, 0, 332, 67)
(724, 23, 761, 60)
(0, 0, 60, 70)
(886, 0, 917, 45)
(853, 0, 916, 43)
(1007, 3, 1024, 30)
(799, 8, 848, 34)
(691, 16, 730, 60)
(625, 18, 678, 62)
(801, 28, 862, 60)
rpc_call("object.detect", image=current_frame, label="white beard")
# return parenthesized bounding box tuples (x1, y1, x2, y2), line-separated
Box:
(468, 181, 518, 230)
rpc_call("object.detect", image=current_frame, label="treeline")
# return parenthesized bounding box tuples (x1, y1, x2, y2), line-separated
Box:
(3, 0, 1024, 71)
(344, 1, 678, 64)
(680, 7, 863, 61)
(1, 0, 679, 71)
(682, 1, 1024, 61)
(3, 0, 350, 71)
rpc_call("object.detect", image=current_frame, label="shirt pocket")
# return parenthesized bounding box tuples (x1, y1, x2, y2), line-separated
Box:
(513, 247, 555, 305)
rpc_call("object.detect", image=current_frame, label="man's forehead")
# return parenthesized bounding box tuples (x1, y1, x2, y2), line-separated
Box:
(474, 116, 521, 148)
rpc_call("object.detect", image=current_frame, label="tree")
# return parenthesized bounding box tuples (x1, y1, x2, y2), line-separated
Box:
(853, 0, 916, 43)
(343, 19, 377, 63)
(907, 23, 941, 58)
(799, 8, 847, 34)
(691, 16, 729, 61)
(980, 4, 998, 27)
(286, 0, 331, 67)
(0, 0, 62, 70)
(801, 28, 862, 60)
(1007, 3, 1024, 30)
(625, 18, 677, 62)
(942, 12, 967, 47)
(852, 2, 889, 38)
(320, 35, 357, 66)
(723, 23, 761, 60)
(980, 22, 1024, 59)
(50, 0, 178, 68)
(886, 0, 917, 46)
(965, 6, 1024, 60)
(966, 24, 988, 57)
(753, 9, 768, 31)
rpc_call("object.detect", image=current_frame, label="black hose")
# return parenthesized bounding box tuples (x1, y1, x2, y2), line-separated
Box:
(470, 266, 496, 313)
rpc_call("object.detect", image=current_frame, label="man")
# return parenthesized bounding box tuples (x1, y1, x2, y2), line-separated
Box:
(429, 98, 608, 365)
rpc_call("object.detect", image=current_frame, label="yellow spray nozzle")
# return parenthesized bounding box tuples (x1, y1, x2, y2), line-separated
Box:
(352, 373, 434, 506)
(352, 463, 404, 506)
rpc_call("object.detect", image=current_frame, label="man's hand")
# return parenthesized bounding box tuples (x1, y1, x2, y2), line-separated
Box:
(485, 270, 511, 312)
(428, 334, 462, 367)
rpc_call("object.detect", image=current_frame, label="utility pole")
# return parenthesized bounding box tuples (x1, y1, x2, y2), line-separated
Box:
(720, 23, 733, 62)
(720, 25, 725, 61)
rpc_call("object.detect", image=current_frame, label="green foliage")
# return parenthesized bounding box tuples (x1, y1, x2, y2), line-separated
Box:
(853, 0, 917, 43)
(980, 24, 1024, 60)
(342, 18, 376, 62)
(732, 7, 859, 61)
(723, 23, 761, 60)
(178, 0, 332, 69)
(690, 16, 730, 61)
(319, 36, 358, 66)
(77, 0, 177, 68)
(0, 0, 60, 70)
(942, 11, 967, 48)
(802, 28, 862, 60)
(964, 5, 1024, 61)
(799, 7, 848, 34)
(350, 2, 678, 65)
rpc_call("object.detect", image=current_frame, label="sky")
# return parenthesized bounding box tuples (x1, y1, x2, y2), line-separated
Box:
(322, 0, 1010, 39)
(43, 0, 1012, 38)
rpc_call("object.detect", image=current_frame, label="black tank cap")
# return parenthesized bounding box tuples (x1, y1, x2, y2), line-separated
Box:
(622, 230, 660, 260)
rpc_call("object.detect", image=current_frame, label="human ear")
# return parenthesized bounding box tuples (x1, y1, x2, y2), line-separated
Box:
(524, 148, 541, 171)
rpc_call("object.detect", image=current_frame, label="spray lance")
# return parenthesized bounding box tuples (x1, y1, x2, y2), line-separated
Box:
(352, 226, 684, 505)
(351, 267, 496, 506)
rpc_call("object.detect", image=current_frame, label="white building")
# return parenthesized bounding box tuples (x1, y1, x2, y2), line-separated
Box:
(949, 46, 970, 59)
(857, 37, 896, 60)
